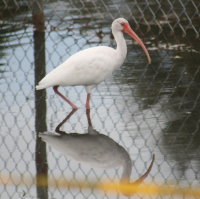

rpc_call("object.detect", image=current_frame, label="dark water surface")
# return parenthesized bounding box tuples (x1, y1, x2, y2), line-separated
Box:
(0, 0, 200, 198)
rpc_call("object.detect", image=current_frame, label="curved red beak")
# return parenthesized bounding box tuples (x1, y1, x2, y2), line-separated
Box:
(123, 23, 151, 64)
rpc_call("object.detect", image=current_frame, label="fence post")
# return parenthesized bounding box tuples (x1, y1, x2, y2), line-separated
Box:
(32, 0, 48, 198)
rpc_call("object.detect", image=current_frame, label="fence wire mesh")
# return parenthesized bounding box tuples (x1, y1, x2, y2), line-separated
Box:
(0, 0, 200, 199)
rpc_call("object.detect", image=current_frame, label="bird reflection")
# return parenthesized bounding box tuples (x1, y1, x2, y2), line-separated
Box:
(39, 109, 154, 184)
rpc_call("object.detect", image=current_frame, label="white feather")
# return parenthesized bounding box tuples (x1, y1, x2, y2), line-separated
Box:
(36, 46, 120, 90)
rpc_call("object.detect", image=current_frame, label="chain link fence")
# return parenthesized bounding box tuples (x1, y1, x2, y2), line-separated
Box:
(1, 0, 200, 37)
(0, 0, 200, 198)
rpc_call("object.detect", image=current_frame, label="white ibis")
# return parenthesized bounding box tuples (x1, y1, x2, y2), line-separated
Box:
(36, 18, 151, 109)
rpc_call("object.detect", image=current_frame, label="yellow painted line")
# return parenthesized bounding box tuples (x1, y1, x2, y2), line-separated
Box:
(0, 173, 200, 197)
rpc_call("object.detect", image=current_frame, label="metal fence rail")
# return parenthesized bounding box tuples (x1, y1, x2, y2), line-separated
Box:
(0, 0, 200, 199)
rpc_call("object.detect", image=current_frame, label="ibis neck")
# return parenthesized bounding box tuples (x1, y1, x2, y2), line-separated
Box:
(112, 30, 127, 61)
(120, 152, 132, 183)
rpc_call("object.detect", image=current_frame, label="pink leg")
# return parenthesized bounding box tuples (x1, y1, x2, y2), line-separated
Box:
(86, 93, 91, 110)
(53, 86, 78, 110)
(86, 108, 92, 127)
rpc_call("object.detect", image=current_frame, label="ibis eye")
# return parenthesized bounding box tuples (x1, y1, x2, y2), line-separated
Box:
(120, 22, 125, 26)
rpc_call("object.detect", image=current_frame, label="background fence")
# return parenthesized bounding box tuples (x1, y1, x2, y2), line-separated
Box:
(1, 0, 200, 37)
(0, 0, 200, 198)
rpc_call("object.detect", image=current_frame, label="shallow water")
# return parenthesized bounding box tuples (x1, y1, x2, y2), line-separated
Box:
(0, 0, 200, 198)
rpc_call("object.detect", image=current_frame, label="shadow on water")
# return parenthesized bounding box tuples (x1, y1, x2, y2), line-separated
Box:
(39, 108, 155, 195)
(116, 33, 200, 176)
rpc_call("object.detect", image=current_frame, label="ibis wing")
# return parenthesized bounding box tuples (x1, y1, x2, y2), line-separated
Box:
(36, 46, 118, 89)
